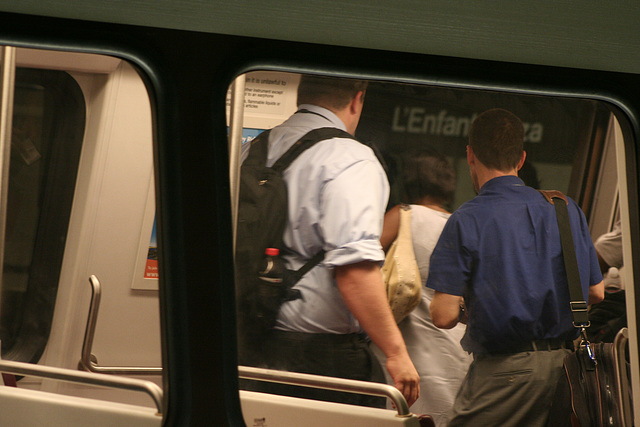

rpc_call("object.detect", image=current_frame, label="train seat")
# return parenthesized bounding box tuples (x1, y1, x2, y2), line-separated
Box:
(0, 386, 161, 427)
(240, 390, 422, 426)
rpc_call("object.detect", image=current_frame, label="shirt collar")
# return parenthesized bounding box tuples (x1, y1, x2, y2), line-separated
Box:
(478, 175, 526, 195)
(296, 104, 347, 131)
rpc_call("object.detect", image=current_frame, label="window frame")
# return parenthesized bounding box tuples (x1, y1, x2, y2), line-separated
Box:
(0, 11, 638, 426)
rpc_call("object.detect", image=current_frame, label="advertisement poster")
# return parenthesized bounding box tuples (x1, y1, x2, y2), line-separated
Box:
(144, 218, 158, 279)
(131, 178, 159, 290)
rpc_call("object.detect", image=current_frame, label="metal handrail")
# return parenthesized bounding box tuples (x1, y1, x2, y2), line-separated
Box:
(238, 365, 412, 418)
(79, 275, 162, 375)
(613, 327, 632, 427)
(81, 276, 411, 416)
(0, 46, 16, 310)
(0, 359, 163, 414)
(228, 74, 246, 256)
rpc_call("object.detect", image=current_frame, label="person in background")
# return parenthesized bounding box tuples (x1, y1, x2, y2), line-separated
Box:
(588, 215, 626, 342)
(243, 75, 419, 407)
(428, 108, 604, 426)
(595, 216, 623, 275)
(373, 148, 471, 426)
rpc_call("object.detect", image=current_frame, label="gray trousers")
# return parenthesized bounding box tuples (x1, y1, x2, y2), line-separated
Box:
(448, 349, 571, 427)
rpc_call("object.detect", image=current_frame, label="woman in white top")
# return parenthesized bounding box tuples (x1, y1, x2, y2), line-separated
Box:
(374, 148, 471, 427)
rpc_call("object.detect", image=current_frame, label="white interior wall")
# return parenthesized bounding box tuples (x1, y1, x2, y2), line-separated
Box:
(41, 59, 161, 407)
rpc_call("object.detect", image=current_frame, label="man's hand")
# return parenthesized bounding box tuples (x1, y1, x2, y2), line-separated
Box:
(386, 351, 420, 407)
(335, 261, 420, 406)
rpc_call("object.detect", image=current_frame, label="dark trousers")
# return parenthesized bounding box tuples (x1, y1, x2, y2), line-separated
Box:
(240, 330, 386, 408)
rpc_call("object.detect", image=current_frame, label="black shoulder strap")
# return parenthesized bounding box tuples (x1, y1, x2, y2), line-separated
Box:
(272, 127, 355, 173)
(287, 250, 326, 285)
(274, 127, 355, 284)
(271, 127, 355, 286)
(243, 129, 272, 167)
(539, 190, 590, 328)
(272, 127, 355, 285)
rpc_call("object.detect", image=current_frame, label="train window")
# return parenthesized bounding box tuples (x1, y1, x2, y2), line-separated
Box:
(229, 70, 624, 404)
(1, 67, 85, 362)
(0, 47, 161, 408)
(229, 71, 613, 232)
(355, 83, 610, 211)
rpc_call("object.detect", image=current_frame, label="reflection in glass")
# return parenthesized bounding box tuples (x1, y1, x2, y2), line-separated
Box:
(1, 68, 85, 362)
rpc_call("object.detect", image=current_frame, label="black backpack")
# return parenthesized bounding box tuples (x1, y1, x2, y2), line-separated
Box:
(235, 126, 355, 363)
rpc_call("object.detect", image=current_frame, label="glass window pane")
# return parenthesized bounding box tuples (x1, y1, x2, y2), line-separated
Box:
(1, 68, 85, 362)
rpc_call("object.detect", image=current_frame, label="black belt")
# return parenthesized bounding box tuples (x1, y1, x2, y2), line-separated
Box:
(489, 339, 575, 355)
(270, 330, 368, 345)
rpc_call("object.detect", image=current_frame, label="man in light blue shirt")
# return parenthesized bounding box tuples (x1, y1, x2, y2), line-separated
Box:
(248, 75, 419, 407)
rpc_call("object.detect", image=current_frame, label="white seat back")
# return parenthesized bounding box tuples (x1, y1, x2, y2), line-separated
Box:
(0, 386, 161, 427)
(241, 390, 420, 427)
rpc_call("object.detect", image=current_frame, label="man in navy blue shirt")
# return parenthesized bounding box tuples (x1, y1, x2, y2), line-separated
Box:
(428, 108, 604, 426)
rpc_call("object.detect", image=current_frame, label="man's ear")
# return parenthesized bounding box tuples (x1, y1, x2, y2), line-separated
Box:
(466, 145, 475, 166)
(516, 151, 527, 171)
(350, 91, 365, 115)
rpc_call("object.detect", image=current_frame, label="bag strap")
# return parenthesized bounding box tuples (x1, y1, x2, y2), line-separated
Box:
(243, 129, 272, 167)
(398, 204, 413, 240)
(272, 127, 354, 172)
(540, 190, 596, 364)
(539, 191, 589, 328)
(287, 250, 326, 285)
(273, 127, 356, 284)
(282, 249, 326, 302)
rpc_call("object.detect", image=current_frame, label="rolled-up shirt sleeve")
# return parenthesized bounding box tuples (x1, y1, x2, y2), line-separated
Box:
(320, 156, 389, 268)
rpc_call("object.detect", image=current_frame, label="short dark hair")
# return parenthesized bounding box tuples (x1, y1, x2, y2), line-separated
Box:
(297, 75, 368, 111)
(469, 108, 524, 171)
(401, 148, 456, 205)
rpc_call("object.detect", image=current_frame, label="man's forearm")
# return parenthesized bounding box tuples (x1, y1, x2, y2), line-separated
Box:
(588, 281, 605, 305)
(431, 291, 464, 329)
(334, 261, 406, 356)
(334, 260, 420, 406)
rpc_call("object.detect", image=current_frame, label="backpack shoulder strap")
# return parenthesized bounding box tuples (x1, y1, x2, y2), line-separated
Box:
(271, 127, 355, 173)
(242, 129, 271, 166)
(243, 129, 272, 166)
(274, 127, 355, 285)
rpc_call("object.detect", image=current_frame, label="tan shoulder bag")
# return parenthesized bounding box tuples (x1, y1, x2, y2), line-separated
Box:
(382, 205, 422, 323)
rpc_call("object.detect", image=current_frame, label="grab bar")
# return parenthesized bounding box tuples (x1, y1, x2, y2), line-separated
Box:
(79, 275, 162, 375)
(0, 359, 163, 414)
(238, 365, 412, 417)
(228, 73, 246, 255)
(0, 46, 16, 296)
(613, 328, 632, 427)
